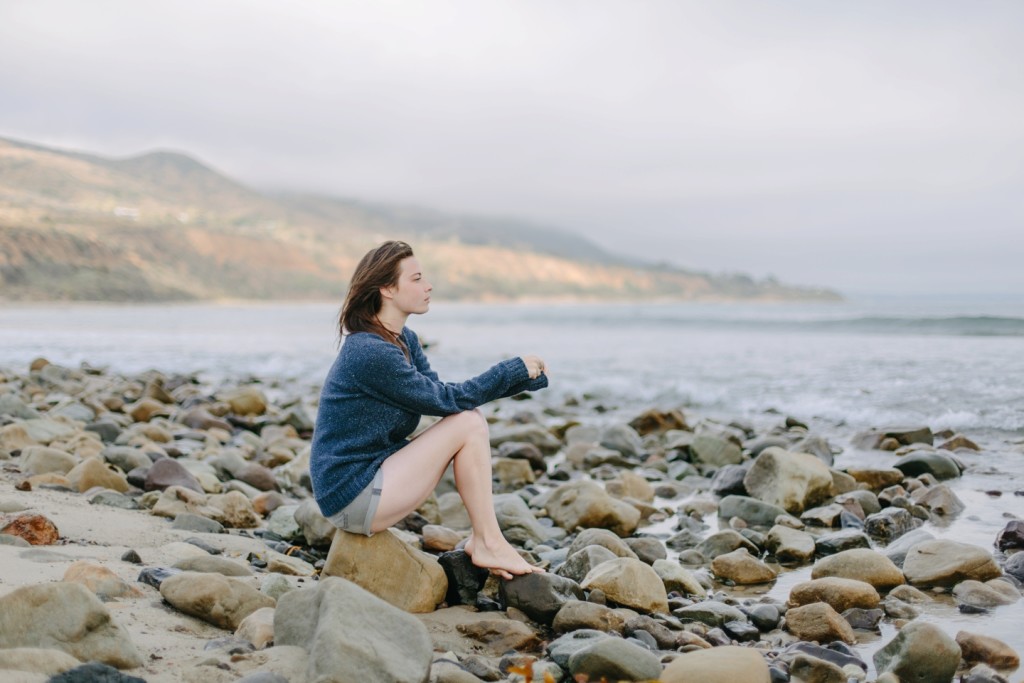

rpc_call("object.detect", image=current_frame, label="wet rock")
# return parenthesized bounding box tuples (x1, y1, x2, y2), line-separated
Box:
(580, 557, 668, 613)
(624, 536, 667, 564)
(801, 503, 845, 527)
(953, 579, 1020, 609)
(710, 464, 748, 496)
(672, 600, 746, 628)
(843, 607, 883, 630)
(553, 600, 626, 634)
(557, 545, 619, 583)
(63, 561, 143, 601)
(853, 426, 933, 450)
(661, 645, 770, 683)
(173, 555, 253, 576)
(546, 629, 612, 669)
(652, 559, 707, 598)
(743, 447, 833, 514)
(765, 524, 815, 564)
(938, 433, 980, 451)
(1006, 552, 1024, 582)
(789, 577, 879, 612)
(0, 582, 143, 668)
(894, 451, 961, 480)
(780, 641, 868, 674)
(711, 548, 777, 585)
(961, 663, 1011, 683)
(137, 566, 181, 589)
(0, 512, 59, 545)
(722, 619, 760, 642)
(814, 529, 871, 555)
(545, 480, 640, 537)
(718, 495, 788, 527)
(811, 548, 905, 590)
(457, 616, 542, 653)
(902, 539, 1001, 588)
(788, 654, 846, 683)
(912, 483, 965, 516)
(996, 520, 1024, 551)
(957, 631, 1020, 670)
(567, 636, 662, 682)
(874, 621, 961, 683)
(144, 457, 203, 492)
(160, 571, 275, 630)
(322, 529, 447, 613)
(845, 467, 904, 490)
(697, 529, 759, 559)
(275, 576, 432, 683)
(883, 528, 935, 567)
(744, 603, 781, 631)
(863, 507, 917, 543)
(499, 572, 585, 624)
(785, 602, 856, 644)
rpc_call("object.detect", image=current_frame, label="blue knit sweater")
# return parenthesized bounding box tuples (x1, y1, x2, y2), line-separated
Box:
(310, 327, 549, 518)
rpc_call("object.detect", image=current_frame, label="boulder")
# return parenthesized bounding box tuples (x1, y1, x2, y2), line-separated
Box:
(661, 645, 770, 683)
(0, 582, 143, 668)
(499, 572, 585, 624)
(742, 447, 833, 514)
(789, 577, 880, 612)
(956, 631, 1020, 670)
(275, 576, 432, 683)
(556, 545, 619, 583)
(883, 528, 935, 567)
(912, 484, 965, 516)
(863, 507, 917, 543)
(765, 525, 816, 564)
(322, 529, 447, 613)
(580, 557, 669, 613)
(545, 480, 640, 537)
(785, 602, 856, 644)
(952, 579, 1020, 609)
(811, 549, 905, 590)
(894, 451, 961, 480)
(711, 548, 777, 585)
(568, 637, 663, 682)
(845, 467, 904, 490)
(902, 540, 1002, 588)
(159, 571, 275, 630)
(874, 621, 961, 683)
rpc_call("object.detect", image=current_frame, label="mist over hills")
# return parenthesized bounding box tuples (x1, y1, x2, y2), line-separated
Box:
(0, 136, 841, 303)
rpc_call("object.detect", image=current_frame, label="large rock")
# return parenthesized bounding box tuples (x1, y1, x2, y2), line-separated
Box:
(785, 602, 856, 644)
(0, 582, 143, 669)
(956, 631, 1020, 670)
(553, 600, 626, 634)
(718, 495, 788, 527)
(874, 621, 961, 683)
(912, 484, 965, 517)
(322, 529, 447, 613)
(275, 576, 432, 683)
(661, 645, 770, 683)
(883, 528, 935, 567)
(952, 579, 1020, 609)
(690, 435, 743, 467)
(567, 527, 639, 560)
(652, 559, 706, 598)
(672, 600, 746, 628)
(742, 447, 833, 514)
(557, 545, 619, 583)
(499, 572, 585, 624)
(696, 529, 758, 560)
(894, 451, 961, 480)
(789, 577, 880, 612)
(145, 457, 204, 493)
(765, 525, 816, 564)
(902, 540, 1002, 588)
(545, 480, 640, 537)
(493, 493, 553, 545)
(711, 548, 777, 585)
(864, 507, 918, 543)
(811, 549, 905, 590)
(846, 467, 904, 490)
(580, 557, 669, 613)
(293, 498, 337, 547)
(160, 571, 274, 630)
(207, 491, 262, 529)
(567, 636, 663, 682)
(0, 513, 59, 545)
(235, 606, 276, 650)
(599, 423, 645, 458)
(222, 386, 268, 416)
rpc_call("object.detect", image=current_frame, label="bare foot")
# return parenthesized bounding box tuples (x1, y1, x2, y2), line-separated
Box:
(464, 535, 543, 581)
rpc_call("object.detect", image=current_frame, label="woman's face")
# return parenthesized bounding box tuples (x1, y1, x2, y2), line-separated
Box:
(385, 256, 432, 315)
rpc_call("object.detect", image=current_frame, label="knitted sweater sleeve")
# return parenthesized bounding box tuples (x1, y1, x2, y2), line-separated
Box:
(347, 334, 533, 416)
(406, 330, 440, 382)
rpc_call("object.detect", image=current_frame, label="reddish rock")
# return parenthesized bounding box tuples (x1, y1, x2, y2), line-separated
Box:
(1, 513, 60, 545)
(144, 458, 203, 493)
(236, 462, 278, 491)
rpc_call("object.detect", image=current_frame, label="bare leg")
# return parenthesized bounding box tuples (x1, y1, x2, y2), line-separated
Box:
(372, 410, 540, 579)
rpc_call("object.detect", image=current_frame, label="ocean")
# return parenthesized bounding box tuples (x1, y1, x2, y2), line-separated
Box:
(2, 297, 1023, 660)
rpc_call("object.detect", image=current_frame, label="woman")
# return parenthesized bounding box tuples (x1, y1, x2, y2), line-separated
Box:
(310, 240, 548, 580)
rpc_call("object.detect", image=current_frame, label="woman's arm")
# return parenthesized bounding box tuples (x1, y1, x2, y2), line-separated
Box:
(405, 329, 440, 382)
(346, 334, 532, 416)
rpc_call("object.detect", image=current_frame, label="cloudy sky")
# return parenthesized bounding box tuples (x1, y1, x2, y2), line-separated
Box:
(1, 1, 1021, 297)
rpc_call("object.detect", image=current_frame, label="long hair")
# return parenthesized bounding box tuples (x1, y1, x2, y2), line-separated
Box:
(339, 240, 414, 357)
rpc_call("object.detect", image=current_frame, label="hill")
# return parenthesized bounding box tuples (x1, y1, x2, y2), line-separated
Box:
(0, 136, 841, 303)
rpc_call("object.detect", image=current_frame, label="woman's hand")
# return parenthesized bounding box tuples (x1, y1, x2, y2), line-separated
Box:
(522, 355, 548, 379)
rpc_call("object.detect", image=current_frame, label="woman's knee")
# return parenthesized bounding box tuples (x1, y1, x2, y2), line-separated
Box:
(444, 409, 490, 441)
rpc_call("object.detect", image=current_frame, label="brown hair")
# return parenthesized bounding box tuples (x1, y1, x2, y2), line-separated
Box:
(339, 240, 414, 357)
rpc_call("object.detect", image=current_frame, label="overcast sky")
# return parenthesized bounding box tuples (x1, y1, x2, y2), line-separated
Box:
(1, 1, 1021, 297)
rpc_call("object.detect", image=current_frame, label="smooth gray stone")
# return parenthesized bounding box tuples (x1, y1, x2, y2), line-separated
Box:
(883, 528, 935, 567)
(718, 495, 787, 527)
(546, 629, 611, 668)
(672, 600, 746, 627)
(172, 512, 225, 534)
(894, 451, 962, 480)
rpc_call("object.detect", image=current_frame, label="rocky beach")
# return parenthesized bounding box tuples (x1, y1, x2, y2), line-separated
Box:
(0, 358, 1022, 683)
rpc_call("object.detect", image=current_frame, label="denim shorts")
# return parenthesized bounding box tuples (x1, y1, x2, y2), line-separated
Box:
(327, 468, 384, 537)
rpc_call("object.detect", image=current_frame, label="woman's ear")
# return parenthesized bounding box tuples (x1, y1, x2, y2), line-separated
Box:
(379, 285, 395, 301)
